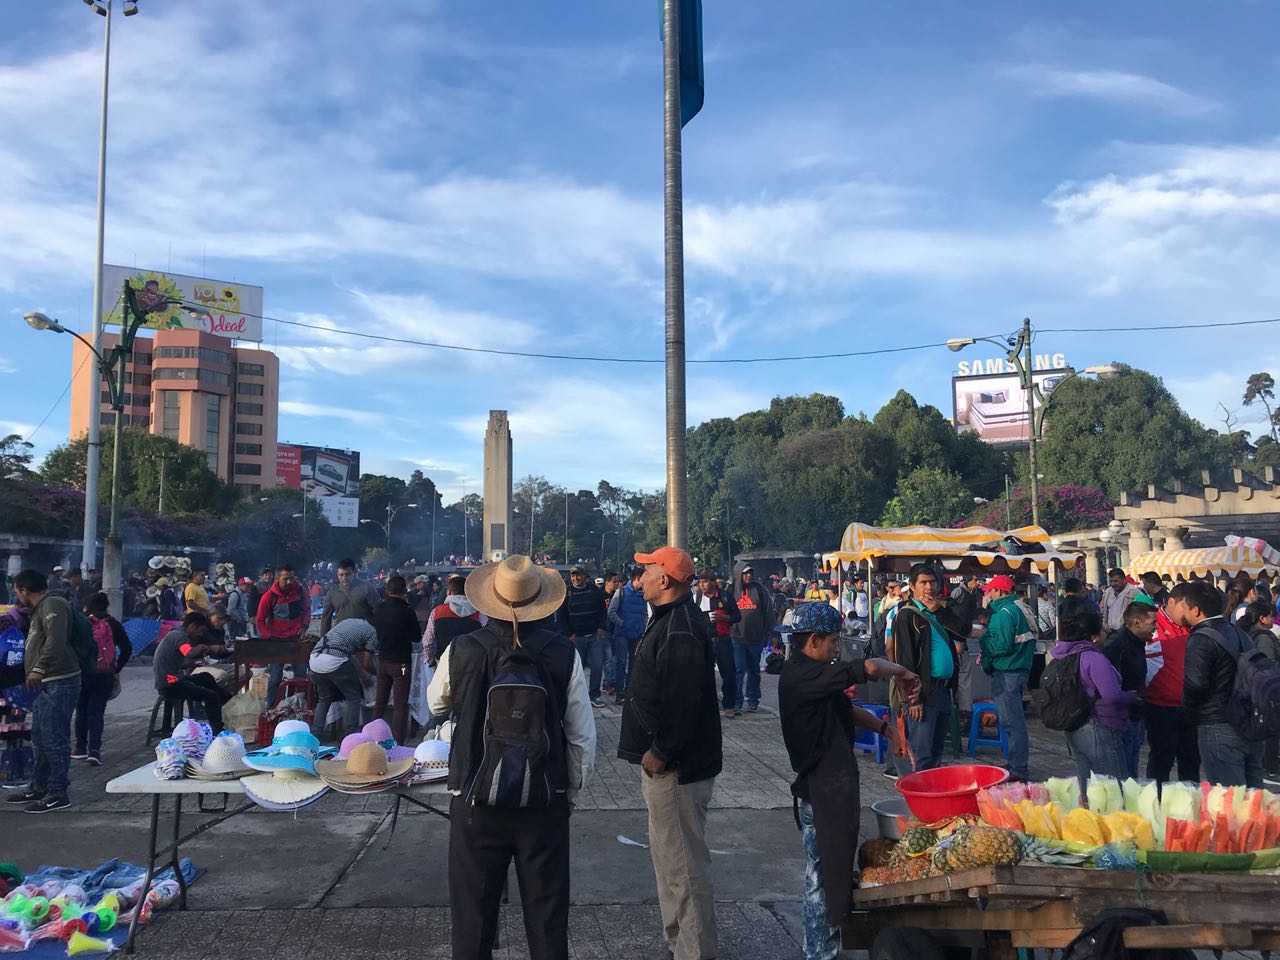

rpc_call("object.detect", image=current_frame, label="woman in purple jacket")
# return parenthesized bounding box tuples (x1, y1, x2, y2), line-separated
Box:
(1051, 596, 1136, 783)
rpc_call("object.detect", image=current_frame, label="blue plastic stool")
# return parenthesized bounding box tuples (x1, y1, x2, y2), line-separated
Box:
(851, 701, 891, 764)
(967, 700, 1009, 758)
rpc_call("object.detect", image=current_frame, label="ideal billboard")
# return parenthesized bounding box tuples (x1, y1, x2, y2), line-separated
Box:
(274, 444, 361, 527)
(952, 368, 1073, 445)
(102, 264, 264, 342)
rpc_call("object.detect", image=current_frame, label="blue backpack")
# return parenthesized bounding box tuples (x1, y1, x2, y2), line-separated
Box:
(466, 646, 558, 809)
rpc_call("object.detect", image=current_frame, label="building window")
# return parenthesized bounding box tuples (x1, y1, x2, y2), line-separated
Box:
(236, 402, 263, 416)
(234, 483, 261, 494)
(235, 422, 263, 436)
(153, 367, 229, 386)
(131, 415, 150, 428)
(154, 345, 231, 365)
(126, 372, 151, 388)
(237, 362, 265, 377)
(205, 394, 220, 473)
(162, 391, 181, 440)
(234, 463, 262, 476)
(237, 382, 264, 396)
(235, 442, 262, 456)
(101, 391, 133, 406)
(133, 352, 151, 365)
(99, 412, 114, 426)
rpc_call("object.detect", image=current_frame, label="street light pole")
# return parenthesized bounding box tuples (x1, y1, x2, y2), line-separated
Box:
(1020, 317, 1041, 529)
(564, 491, 570, 566)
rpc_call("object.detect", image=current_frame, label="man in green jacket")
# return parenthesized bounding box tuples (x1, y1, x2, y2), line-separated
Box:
(978, 575, 1034, 782)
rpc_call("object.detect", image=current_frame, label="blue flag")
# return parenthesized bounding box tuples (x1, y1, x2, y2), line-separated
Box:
(660, 0, 704, 127)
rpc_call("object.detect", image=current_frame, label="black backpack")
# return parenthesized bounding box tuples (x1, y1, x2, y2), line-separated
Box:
(1209, 623, 1280, 742)
(1040, 652, 1096, 732)
(465, 644, 560, 809)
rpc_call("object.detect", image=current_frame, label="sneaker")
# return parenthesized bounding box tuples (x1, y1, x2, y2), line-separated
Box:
(5, 789, 43, 805)
(745, 702, 759, 713)
(882, 768, 900, 781)
(590, 697, 606, 708)
(724, 708, 738, 719)
(25, 796, 70, 814)
(71, 747, 89, 760)
(87, 753, 102, 767)
(615, 694, 625, 705)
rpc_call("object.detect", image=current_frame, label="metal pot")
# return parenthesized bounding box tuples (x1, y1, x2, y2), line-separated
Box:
(871, 797, 910, 840)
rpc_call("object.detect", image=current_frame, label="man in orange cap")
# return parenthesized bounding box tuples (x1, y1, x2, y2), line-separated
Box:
(619, 546, 721, 960)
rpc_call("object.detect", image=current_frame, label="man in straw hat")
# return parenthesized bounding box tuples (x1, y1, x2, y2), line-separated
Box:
(426, 554, 595, 960)
(619, 546, 722, 960)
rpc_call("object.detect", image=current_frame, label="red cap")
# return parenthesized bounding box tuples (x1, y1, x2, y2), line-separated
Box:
(634, 546, 694, 584)
(237, 577, 251, 585)
(982, 575, 1016, 593)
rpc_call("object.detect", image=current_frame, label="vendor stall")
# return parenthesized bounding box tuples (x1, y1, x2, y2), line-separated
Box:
(1127, 538, 1280, 581)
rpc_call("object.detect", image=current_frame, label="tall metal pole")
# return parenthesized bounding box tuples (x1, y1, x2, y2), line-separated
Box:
(83, 0, 113, 574)
(662, 0, 688, 549)
(1023, 317, 1041, 528)
(462, 492, 468, 562)
(1003, 474, 1011, 529)
(157, 455, 166, 515)
(564, 491, 569, 565)
(431, 497, 437, 565)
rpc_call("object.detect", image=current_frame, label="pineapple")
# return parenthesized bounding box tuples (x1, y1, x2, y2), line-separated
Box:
(899, 826, 938, 857)
(945, 826, 1022, 872)
(931, 846, 952, 874)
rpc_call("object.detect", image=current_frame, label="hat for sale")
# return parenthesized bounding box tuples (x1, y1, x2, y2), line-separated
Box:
(315, 741, 413, 790)
(791, 602, 843, 635)
(186, 733, 252, 780)
(241, 769, 330, 810)
(243, 727, 325, 774)
(408, 738, 450, 784)
(148, 557, 165, 570)
(465, 555, 566, 624)
(360, 719, 415, 762)
(633, 546, 694, 584)
(982, 575, 1016, 593)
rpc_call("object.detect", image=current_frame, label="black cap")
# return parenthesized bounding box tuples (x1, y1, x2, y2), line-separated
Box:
(569, 565, 585, 574)
(696, 569, 718, 581)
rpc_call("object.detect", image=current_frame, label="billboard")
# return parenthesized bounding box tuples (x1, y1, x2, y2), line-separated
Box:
(274, 444, 361, 527)
(952, 368, 1073, 444)
(102, 264, 264, 342)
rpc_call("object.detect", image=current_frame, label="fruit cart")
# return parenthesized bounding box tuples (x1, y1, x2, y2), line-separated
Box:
(845, 863, 1280, 959)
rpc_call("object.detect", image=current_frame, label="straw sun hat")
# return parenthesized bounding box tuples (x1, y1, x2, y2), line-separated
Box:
(464, 555, 565, 630)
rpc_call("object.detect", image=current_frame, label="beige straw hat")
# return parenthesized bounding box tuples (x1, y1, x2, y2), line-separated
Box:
(464, 554, 566, 625)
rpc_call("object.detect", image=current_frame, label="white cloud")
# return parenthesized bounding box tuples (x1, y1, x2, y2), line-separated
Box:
(999, 64, 1220, 116)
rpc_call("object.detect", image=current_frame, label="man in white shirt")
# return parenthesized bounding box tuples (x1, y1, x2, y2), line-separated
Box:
(426, 555, 594, 960)
(1099, 568, 1141, 634)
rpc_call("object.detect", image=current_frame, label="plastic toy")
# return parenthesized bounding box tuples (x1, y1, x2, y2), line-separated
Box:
(66, 929, 115, 955)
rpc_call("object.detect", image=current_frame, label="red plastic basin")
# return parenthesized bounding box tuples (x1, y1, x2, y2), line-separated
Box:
(895, 764, 1009, 822)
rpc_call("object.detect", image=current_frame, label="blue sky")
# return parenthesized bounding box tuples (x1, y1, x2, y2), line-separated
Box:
(3, 1, 1279, 500)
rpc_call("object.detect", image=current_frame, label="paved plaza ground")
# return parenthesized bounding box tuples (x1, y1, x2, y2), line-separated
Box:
(0, 659, 1161, 958)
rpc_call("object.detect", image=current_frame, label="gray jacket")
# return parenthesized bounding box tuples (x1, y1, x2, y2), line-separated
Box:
(321, 579, 380, 635)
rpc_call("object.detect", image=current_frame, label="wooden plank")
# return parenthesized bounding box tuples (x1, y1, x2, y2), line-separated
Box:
(1011, 929, 1081, 949)
(1123, 923, 1255, 950)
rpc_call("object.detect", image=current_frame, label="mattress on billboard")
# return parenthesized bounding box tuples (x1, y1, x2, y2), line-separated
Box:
(952, 369, 1071, 444)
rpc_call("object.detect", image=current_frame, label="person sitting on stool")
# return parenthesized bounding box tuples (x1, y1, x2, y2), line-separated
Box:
(152, 612, 231, 733)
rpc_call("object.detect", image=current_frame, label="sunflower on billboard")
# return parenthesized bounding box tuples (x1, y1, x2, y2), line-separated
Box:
(124, 272, 185, 329)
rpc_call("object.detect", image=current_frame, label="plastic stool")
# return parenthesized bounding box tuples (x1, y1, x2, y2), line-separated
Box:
(851, 702, 891, 764)
(967, 701, 1009, 758)
(145, 694, 193, 747)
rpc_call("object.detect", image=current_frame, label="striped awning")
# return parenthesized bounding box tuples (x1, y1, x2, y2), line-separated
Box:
(824, 523, 1080, 574)
(1127, 543, 1280, 580)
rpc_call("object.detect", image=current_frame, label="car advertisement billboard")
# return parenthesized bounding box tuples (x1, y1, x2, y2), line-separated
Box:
(274, 444, 361, 527)
(102, 264, 264, 342)
(952, 368, 1072, 445)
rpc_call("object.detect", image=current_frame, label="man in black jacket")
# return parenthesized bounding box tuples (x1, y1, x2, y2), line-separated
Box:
(371, 576, 419, 743)
(620, 546, 721, 960)
(558, 565, 607, 707)
(1170, 579, 1264, 788)
(1103, 601, 1158, 778)
(694, 570, 742, 718)
(730, 565, 774, 713)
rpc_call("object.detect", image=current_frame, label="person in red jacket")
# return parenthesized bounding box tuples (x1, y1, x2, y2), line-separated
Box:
(254, 564, 312, 708)
(1143, 599, 1200, 783)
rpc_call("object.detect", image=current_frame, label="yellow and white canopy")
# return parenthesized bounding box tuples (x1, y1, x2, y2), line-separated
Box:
(824, 523, 1081, 575)
(1127, 542, 1280, 581)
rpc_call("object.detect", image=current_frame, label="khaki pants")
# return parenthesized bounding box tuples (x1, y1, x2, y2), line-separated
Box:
(640, 770, 717, 960)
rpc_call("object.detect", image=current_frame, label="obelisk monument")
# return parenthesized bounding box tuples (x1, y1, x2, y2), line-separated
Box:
(482, 411, 513, 559)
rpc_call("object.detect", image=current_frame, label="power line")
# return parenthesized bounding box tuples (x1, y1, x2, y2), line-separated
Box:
(26, 351, 89, 444)
(1039, 317, 1280, 334)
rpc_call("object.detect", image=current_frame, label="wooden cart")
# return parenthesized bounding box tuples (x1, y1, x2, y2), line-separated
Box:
(845, 863, 1280, 959)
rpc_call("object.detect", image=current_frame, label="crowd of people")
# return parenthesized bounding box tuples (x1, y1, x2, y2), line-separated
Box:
(5, 547, 1280, 960)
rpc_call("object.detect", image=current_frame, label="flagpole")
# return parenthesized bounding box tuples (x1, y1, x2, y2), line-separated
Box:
(662, 0, 688, 550)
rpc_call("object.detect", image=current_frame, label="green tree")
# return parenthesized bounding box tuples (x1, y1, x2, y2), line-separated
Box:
(879, 466, 972, 527)
(1037, 365, 1226, 499)
(0, 434, 34, 481)
(1244, 373, 1279, 443)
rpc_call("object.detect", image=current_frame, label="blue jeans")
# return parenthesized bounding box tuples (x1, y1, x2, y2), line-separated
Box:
(799, 801, 840, 960)
(1121, 719, 1145, 779)
(31, 674, 82, 799)
(1199, 722, 1264, 789)
(266, 660, 309, 708)
(575, 634, 604, 699)
(990, 670, 1029, 780)
(895, 680, 952, 775)
(734, 639, 763, 709)
(612, 635, 639, 694)
(1065, 721, 1127, 788)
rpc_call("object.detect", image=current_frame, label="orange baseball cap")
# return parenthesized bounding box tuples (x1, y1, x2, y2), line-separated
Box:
(634, 546, 694, 584)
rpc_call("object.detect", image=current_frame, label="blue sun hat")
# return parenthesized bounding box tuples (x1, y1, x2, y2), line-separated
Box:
(243, 730, 324, 774)
(791, 601, 843, 635)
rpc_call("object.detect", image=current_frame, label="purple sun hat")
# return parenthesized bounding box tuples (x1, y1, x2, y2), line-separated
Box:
(361, 719, 415, 762)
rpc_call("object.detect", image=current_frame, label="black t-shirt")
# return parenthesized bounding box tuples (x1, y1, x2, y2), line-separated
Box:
(778, 655, 868, 787)
(153, 628, 196, 690)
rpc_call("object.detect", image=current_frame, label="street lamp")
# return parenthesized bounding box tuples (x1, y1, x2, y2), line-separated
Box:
(25, 290, 208, 619)
(361, 502, 417, 555)
(948, 318, 1119, 528)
